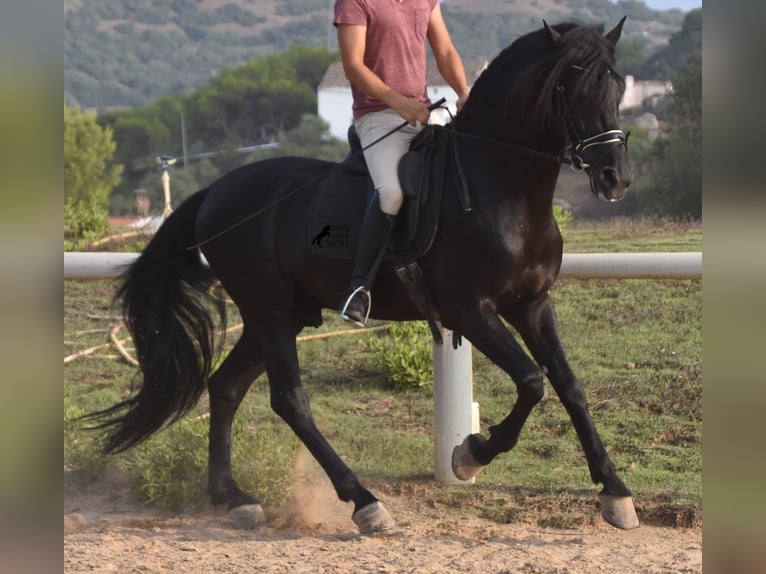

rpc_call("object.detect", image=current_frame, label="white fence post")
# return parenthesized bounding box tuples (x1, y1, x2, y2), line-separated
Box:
(433, 325, 478, 485)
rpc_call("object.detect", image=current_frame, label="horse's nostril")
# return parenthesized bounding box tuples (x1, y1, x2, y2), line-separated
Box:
(601, 167, 619, 188)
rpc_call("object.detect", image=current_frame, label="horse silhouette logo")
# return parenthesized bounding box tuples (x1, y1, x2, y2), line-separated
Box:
(312, 225, 332, 247)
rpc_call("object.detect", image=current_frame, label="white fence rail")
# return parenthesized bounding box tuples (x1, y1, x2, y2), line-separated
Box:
(64, 251, 702, 280)
(64, 250, 701, 484)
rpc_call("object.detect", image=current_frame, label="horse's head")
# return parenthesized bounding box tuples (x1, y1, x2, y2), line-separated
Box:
(455, 18, 633, 202)
(543, 18, 633, 201)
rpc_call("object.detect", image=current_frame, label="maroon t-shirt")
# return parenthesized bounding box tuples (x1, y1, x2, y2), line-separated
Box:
(334, 0, 438, 120)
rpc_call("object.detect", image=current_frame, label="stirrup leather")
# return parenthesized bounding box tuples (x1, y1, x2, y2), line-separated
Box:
(339, 285, 371, 327)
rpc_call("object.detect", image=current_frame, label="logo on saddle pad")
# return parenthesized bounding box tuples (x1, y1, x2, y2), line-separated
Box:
(311, 224, 351, 249)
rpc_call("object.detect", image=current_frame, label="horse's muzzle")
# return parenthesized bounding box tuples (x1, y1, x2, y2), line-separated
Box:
(570, 129, 632, 202)
(591, 161, 632, 202)
(585, 138, 632, 202)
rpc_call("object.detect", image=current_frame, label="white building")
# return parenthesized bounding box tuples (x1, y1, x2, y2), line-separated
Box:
(620, 75, 672, 111)
(317, 60, 488, 142)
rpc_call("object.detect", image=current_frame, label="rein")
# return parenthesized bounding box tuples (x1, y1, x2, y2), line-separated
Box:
(434, 87, 628, 172)
(432, 124, 563, 165)
(187, 177, 318, 250)
(189, 80, 627, 249)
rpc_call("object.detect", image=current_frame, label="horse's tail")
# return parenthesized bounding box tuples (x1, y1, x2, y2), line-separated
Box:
(86, 188, 226, 453)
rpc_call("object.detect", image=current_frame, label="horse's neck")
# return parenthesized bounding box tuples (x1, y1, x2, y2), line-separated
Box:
(451, 127, 561, 212)
(455, 103, 562, 160)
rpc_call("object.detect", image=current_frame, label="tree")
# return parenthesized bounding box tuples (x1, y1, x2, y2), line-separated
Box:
(64, 105, 123, 245)
(186, 49, 324, 149)
(635, 8, 701, 81)
(245, 114, 348, 164)
(102, 46, 339, 214)
(615, 37, 647, 78)
(637, 52, 701, 219)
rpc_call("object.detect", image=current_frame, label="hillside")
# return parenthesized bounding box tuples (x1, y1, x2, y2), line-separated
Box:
(64, 0, 686, 109)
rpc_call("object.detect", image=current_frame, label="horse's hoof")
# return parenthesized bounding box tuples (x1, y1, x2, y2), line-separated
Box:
(452, 435, 486, 481)
(352, 501, 396, 534)
(599, 494, 640, 530)
(228, 503, 267, 530)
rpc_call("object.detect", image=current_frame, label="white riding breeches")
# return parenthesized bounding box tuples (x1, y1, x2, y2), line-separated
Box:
(354, 108, 425, 216)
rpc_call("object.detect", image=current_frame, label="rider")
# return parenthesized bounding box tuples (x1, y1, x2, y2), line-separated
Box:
(334, 0, 470, 327)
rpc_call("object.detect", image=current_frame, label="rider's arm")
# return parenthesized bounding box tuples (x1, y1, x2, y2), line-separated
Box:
(336, 23, 430, 126)
(427, 3, 470, 112)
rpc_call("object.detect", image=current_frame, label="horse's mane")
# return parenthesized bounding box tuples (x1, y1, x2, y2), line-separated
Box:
(460, 22, 625, 130)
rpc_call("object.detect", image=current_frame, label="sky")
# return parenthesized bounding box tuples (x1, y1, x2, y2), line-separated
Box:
(635, 0, 702, 10)
(437, 0, 703, 11)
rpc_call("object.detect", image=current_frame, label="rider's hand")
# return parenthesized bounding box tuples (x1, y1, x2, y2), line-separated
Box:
(394, 96, 431, 126)
(456, 92, 469, 113)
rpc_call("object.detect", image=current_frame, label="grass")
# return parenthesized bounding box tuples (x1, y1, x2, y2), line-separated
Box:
(563, 217, 703, 253)
(64, 219, 702, 528)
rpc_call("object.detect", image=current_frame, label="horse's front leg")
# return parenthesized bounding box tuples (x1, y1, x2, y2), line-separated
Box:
(449, 301, 548, 480)
(508, 295, 639, 530)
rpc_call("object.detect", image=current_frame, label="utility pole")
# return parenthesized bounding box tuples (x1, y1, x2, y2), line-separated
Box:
(156, 155, 177, 219)
(180, 111, 188, 169)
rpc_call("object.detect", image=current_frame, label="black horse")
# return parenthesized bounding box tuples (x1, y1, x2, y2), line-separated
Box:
(88, 19, 639, 533)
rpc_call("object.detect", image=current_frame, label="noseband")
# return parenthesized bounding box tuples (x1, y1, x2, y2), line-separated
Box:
(556, 85, 628, 172)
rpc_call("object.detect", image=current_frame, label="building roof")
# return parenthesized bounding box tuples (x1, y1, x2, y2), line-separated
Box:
(318, 60, 488, 90)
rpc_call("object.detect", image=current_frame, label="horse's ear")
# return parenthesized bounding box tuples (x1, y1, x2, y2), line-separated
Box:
(605, 16, 627, 47)
(543, 20, 560, 43)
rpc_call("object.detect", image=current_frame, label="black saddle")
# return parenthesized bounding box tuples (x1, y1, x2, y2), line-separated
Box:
(307, 123, 468, 345)
(308, 124, 449, 261)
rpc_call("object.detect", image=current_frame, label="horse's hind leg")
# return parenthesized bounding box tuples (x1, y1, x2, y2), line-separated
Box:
(207, 329, 267, 526)
(261, 318, 395, 534)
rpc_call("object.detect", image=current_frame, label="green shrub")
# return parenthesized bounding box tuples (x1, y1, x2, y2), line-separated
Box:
(64, 383, 124, 477)
(229, 416, 297, 507)
(64, 200, 110, 250)
(125, 417, 209, 511)
(553, 204, 573, 236)
(64, 105, 122, 245)
(370, 321, 433, 391)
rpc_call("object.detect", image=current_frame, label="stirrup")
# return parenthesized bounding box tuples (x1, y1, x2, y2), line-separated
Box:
(339, 286, 371, 328)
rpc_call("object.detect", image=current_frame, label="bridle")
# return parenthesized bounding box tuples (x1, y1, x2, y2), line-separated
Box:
(434, 81, 628, 175)
(555, 71, 629, 172)
(431, 67, 629, 211)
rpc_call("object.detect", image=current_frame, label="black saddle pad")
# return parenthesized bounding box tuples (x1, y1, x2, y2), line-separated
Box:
(307, 127, 449, 261)
(307, 166, 369, 259)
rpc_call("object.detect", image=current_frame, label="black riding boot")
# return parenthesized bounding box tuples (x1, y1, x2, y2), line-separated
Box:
(339, 195, 395, 328)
